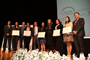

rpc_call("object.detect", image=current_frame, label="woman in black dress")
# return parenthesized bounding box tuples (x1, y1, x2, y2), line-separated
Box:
(12, 22, 20, 51)
(24, 23, 31, 51)
(46, 19, 54, 51)
(55, 19, 63, 56)
(40, 22, 46, 51)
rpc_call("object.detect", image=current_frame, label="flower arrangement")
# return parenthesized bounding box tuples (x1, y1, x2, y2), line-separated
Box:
(11, 49, 86, 60)
(73, 52, 85, 60)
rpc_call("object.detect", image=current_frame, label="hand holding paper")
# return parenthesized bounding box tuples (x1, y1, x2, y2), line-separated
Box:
(63, 26, 72, 34)
(24, 31, 31, 36)
(53, 29, 60, 36)
(12, 30, 20, 36)
(38, 32, 45, 38)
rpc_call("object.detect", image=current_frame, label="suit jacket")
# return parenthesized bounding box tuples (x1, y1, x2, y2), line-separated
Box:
(20, 26, 26, 37)
(4, 25, 12, 37)
(73, 18, 85, 36)
(31, 26, 41, 37)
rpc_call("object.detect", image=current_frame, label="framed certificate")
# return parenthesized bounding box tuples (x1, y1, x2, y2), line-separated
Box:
(38, 32, 45, 38)
(63, 26, 72, 34)
(24, 31, 31, 36)
(12, 30, 20, 36)
(53, 29, 60, 36)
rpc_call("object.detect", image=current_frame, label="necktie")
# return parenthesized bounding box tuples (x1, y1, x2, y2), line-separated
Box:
(75, 20, 78, 25)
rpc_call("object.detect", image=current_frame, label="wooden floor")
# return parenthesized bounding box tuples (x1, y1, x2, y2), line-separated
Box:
(0, 48, 87, 60)
(0, 49, 14, 60)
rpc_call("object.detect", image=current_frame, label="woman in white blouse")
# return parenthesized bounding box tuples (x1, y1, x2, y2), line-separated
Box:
(63, 16, 74, 57)
(24, 23, 31, 51)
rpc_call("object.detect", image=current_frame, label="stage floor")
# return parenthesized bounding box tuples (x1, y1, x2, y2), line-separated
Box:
(0, 48, 87, 60)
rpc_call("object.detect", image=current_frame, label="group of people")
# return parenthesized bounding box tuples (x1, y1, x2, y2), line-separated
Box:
(3, 12, 85, 57)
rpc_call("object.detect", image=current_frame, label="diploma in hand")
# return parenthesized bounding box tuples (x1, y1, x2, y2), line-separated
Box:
(38, 32, 45, 38)
(63, 26, 72, 34)
(53, 29, 60, 36)
(24, 31, 31, 36)
(12, 30, 20, 36)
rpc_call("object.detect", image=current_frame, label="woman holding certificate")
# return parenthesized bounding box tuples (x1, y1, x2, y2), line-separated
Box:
(46, 19, 54, 51)
(63, 16, 74, 57)
(40, 22, 46, 51)
(24, 23, 31, 51)
(12, 22, 20, 51)
(55, 19, 63, 56)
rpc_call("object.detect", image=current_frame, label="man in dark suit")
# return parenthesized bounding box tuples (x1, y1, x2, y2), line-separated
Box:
(31, 22, 41, 50)
(3, 21, 12, 52)
(20, 22, 25, 48)
(73, 12, 85, 57)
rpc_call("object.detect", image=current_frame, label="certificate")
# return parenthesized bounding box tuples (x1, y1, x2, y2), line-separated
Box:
(12, 30, 20, 36)
(24, 31, 31, 36)
(38, 32, 45, 38)
(63, 26, 72, 34)
(53, 29, 60, 36)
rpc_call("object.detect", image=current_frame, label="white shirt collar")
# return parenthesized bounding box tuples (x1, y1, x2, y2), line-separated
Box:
(77, 18, 79, 21)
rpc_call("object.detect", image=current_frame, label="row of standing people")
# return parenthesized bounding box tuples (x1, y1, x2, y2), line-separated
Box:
(3, 12, 85, 57)
(3, 19, 63, 56)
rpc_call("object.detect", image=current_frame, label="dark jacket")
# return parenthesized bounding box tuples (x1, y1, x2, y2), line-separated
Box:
(55, 24, 63, 37)
(4, 25, 12, 37)
(20, 26, 26, 37)
(73, 18, 85, 36)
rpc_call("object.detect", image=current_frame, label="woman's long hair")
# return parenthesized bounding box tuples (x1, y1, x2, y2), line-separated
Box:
(47, 19, 53, 25)
(14, 22, 19, 29)
(41, 22, 45, 27)
(56, 19, 62, 24)
(65, 16, 71, 24)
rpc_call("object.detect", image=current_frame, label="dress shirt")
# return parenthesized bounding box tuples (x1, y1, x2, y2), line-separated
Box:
(34, 26, 38, 36)
(8, 25, 10, 28)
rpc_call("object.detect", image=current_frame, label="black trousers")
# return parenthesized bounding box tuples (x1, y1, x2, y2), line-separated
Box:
(33, 36, 40, 50)
(12, 36, 19, 51)
(48, 45, 53, 51)
(3, 36, 11, 51)
(24, 37, 31, 51)
(20, 36, 24, 48)
(74, 36, 84, 57)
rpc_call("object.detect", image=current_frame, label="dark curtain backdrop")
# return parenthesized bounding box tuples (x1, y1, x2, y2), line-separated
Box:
(0, 0, 90, 57)
(0, 0, 24, 47)
(0, 0, 57, 50)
